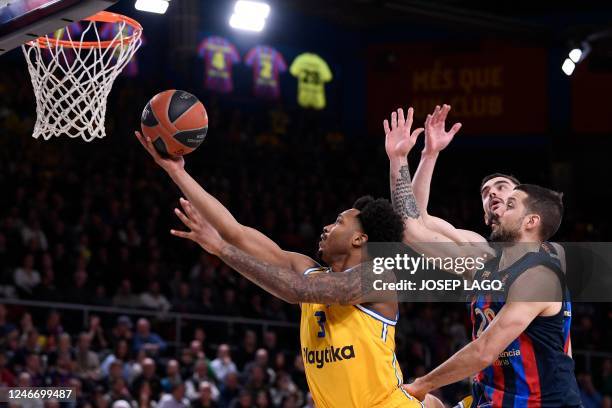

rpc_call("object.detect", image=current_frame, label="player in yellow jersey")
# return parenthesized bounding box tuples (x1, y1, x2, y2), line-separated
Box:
(135, 130, 427, 407)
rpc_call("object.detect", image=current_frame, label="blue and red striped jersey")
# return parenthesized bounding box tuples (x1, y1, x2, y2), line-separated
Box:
(197, 36, 240, 93)
(244, 45, 287, 100)
(469, 249, 581, 407)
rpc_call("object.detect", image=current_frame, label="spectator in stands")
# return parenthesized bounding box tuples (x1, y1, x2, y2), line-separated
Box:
(74, 332, 102, 383)
(110, 315, 134, 346)
(0, 304, 16, 337)
(191, 380, 219, 408)
(133, 318, 167, 355)
(48, 353, 74, 386)
(42, 310, 63, 338)
(230, 389, 253, 408)
(270, 371, 302, 407)
(106, 377, 134, 407)
(245, 366, 269, 396)
(102, 339, 132, 380)
(17, 372, 43, 408)
(33, 267, 61, 302)
(24, 353, 44, 386)
(602, 359, 612, 398)
(131, 357, 162, 402)
(86, 315, 108, 351)
(0, 351, 16, 387)
(219, 372, 241, 408)
(161, 359, 182, 393)
(244, 349, 275, 385)
(13, 253, 40, 297)
(66, 267, 92, 304)
(255, 390, 272, 408)
(140, 281, 171, 312)
(173, 281, 197, 313)
(185, 357, 219, 400)
(158, 380, 190, 408)
(235, 330, 257, 371)
(211, 344, 238, 383)
(113, 279, 142, 309)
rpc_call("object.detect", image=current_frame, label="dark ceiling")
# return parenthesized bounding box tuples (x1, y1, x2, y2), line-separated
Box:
(279, 0, 612, 46)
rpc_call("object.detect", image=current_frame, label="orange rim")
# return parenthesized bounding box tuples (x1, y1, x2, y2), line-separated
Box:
(28, 11, 142, 49)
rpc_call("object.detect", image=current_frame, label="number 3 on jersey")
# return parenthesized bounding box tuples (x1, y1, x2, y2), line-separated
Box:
(314, 311, 326, 338)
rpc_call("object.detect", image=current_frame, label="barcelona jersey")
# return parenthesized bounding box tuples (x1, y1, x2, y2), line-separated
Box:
(300, 267, 422, 408)
(245, 45, 287, 100)
(469, 250, 581, 407)
(197, 36, 240, 93)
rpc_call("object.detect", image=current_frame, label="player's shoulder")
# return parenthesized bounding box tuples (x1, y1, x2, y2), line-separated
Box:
(284, 251, 321, 274)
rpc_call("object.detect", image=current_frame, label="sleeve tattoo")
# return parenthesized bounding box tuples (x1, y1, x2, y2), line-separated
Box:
(217, 244, 374, 304)
(392, 164, 420, 220)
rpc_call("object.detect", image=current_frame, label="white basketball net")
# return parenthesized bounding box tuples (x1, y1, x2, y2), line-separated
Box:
(21, 17, 142, 141)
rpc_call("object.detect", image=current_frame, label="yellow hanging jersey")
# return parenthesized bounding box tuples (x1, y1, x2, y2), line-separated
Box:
(300, 267, 423, 408)
(289, 53, 333, 109)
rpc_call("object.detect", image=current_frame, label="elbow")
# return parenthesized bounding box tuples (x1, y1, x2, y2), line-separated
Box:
(474, 340, 498, 369)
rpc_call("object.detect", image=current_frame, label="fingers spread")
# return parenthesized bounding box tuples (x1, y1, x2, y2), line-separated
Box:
(397, 108, 405, 127)
(383, 119, 391, 135)
(174, 208, 194, 229)
(449, 122, 462, 136)
(170, 229, 192, 240)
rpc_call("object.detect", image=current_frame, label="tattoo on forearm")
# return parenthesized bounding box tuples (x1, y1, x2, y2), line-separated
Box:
(392, 164, 420, 220)
(218, 245, 366, 304)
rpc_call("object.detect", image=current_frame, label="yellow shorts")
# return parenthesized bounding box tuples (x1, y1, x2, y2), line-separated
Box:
(376, 387, 424, 408)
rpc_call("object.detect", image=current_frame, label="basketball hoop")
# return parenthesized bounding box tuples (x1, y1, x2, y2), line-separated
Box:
(21, 11, 143, 141)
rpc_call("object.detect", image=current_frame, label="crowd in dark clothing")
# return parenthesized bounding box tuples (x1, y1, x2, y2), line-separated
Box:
(0, 61, 610, 407)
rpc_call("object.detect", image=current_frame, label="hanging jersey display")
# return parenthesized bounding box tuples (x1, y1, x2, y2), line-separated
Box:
(244, 45, 287, 100)
(290, 52, 333, 109)
(197, 36, 240, 93)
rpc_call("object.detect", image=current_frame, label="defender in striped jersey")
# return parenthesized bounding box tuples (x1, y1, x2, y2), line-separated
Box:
(384, 107, 580, 407)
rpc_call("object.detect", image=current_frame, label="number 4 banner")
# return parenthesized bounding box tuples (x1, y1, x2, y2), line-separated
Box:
(197, 36, 241, 93)
(290, 52, 333, 110)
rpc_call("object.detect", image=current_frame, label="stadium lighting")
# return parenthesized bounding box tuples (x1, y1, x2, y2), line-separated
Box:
(568, 48, 582, 63)
(234, 1, 270, 18)
(229, 1, 270, 32)
(134, 0, 169, 14)
(561, 58, 575, 76)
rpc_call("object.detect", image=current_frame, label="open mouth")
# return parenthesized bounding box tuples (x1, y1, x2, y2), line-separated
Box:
(489, 197, 504, 211)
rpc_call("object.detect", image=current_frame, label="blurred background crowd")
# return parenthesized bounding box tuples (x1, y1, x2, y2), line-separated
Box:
(0, 40, 611, 407)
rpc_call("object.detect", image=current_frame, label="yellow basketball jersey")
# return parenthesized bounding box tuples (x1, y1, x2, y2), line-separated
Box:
(300, 267, 423, 408)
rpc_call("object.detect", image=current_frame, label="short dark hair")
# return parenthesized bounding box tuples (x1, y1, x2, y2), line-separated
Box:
(480, 173, 521, 190)
(353, 196, 404, 243)
(514, 184, 564, 240)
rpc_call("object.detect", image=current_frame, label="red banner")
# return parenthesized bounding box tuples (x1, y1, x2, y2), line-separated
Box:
(571, 63, 612, 133)
(366, 42, 548, 135)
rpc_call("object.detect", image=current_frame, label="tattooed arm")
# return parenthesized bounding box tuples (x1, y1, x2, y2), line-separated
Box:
(171, 199, 381, 304)
(384, 108, 494, 268)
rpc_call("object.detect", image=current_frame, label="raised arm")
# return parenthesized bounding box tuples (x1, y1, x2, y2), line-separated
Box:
(135, 131, 313, 271)
(413, 105, 486, 243)
(171, 199, 368, 304)
(384, 108, 492, 264)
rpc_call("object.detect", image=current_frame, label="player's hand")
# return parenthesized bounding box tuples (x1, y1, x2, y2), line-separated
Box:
(134, 131, 185, 174)
(171, 198, 225, 256)
(422, 104, 461, 156)
(402, 378, 429, 402)
(384, 107, 424, 160)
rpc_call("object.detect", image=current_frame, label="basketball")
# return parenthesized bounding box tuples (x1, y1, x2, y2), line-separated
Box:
(141, 89, 208, 156)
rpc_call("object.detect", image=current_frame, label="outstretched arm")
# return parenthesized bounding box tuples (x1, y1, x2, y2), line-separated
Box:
(171, 199, 369, 304)
(384, 108, 493, 266)
(403, 265, 562, 400)
(412, 105, 486, 243)
(135, 131, 312, 271)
